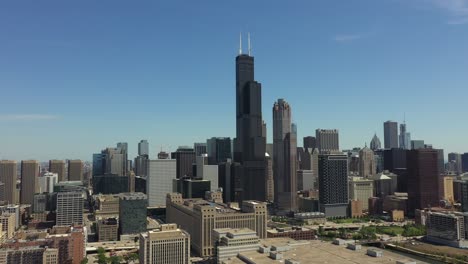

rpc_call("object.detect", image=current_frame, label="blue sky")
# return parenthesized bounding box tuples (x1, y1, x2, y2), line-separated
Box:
(1, 0, 467, 161)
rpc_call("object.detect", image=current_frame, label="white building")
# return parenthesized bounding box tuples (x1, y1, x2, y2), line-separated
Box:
(348, 177, 373, 211)
(214, 228, 260, 263)
(56, 191, 84, 226)
(39, 172, 58, 193)
(147, 159, 176, 207)
(196, 155, 218, 190)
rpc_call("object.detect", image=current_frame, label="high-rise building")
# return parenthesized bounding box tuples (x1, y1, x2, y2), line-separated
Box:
(303, 136, 316, 150)
(218, 159, 242, 203)
(195, 155, 218, 190)
(359, 146, 376, 178)
(462, 153, 468, 173)
(207, 137, 232, 165)
(399, 123, 411, 150)
(139, 224, 191, 264)
(265, 154, 274, 202)
(92, 174, 129, 194)
(97, 218, 119, 242)
(194, 142, 207, 157)
(134, 155, 149, 177)
(383, 148, 407, 173)
(300, 148, 319, 183)
(49, 160, 66, 182)
(119, 192, 147, 235)
(448, 152, 463, 175)
(56, 191, 83, 226)
(68, 160, 84, 182)
(166, 193, 267, 257)
(0, 160, 17, 204)
(273, 99, 297, 212)
(138, 140, 149, 156)
(297, 170, 316, 191)
(93, 146, 127, 176)
(147, 159, 176, 207)
(407, 149, 440, 214)
(233, 39, 267, 202)
(0, 213, 15, 239)
(436, 149, 445, 174)
(370, 133, 381, 151)
(348, 177, 373, 211)
(383, 121, 398, 149)
(460, 180, 468, 212)
(373, 171, 398, 198)
(38, 172, 58, 193)
(171, 147, 196, 178)
(20, 160, 39, 205)
(411, 140, 425, 150)
(318, 154, 348, 217)
(316, 129, 339, 153)
(173, 178, 211, 199)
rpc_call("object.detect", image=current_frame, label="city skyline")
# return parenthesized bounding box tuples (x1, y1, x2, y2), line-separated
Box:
(2, 1, 468, 161)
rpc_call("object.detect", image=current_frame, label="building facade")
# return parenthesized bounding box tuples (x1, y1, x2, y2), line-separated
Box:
(147, 159, 176, 207)
(359, 146, 376, 178)
(315, 129, 339, 153)
(318, 154, 348, 217)
(383, 121, 398, 149)
(49, 160, 66, 182)
(56, 191, 83, 226)
(20, 160, 39, 205)
(119, 192, 147, 235)
(68, 160, 84, 182)
(0, 161, 17, 205)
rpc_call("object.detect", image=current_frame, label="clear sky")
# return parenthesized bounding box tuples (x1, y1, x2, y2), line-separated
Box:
(1, 0, 467, 161)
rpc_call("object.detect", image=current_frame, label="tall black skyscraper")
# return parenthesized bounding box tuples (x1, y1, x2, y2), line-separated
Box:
(233, 34, 266, 202)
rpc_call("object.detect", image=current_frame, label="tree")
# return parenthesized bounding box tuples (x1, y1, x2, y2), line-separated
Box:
(109, 256, 122, 264)
(80, 258, 89, 264)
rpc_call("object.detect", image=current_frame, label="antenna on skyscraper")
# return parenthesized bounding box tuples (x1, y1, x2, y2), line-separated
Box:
(248, 32, 251, 56)
(403, 112, 406, 124)
(239, 32, 242, 55)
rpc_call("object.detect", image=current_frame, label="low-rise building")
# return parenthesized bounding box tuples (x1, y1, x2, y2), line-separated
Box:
(94, 194, 120, 217)
(293, 212, 326, 225)
(0, 213, 15, 239)
(391, 210, 405, 222)
(214, 228, 259, 262)
(426, 211, 468, 248)
(349, 200, 363, 218)
(267, 226, 315, 240)
(0, 247, 58, 264)
(97, 218, 118, 242)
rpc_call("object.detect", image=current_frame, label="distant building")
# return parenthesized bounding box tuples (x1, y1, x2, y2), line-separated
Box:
(462, 153, 468, 173)
(459, 180, 468, 212)
(315, 129, 339, 153)
(97, 218, 119, 242)
(411, 140, 425, 150)
(94, 194, 120, 217)
(0, 161, 17, 205)
(49, 160, 66, 182)
(194, 142, 207, 156)
(195, 155, 219, 190)
(138, 140, 149, 156)
(303, 136, 316, 150)
(134, 155, 149, 177)
(399, 123, 411, 150)
(318, 154, 348, 217)
(166, 193, 267, 257)
(173, 178, 211, 199)
(139, 224, 190, 264)
(383, 121, 398, 149)
(297, 170, 315, 191)
(20, 160, 40, 205)
(92, 174, 129, 195)
(383, 148, 407, 173)
(426, 211, 468, 248)
(443, 176, 455, 204)
(56, 191, 83, 226)
(207, 137, 232, 165)
(0, 213, 15, 239)
(68, 160, 84, 182)
(39, 172, 58, 193)
(348, 177, 373, 211)
(265, 154, 274, 202)
(0, 247, 58, 264)
(359, 146, 376, 178)
(171, 147, 196, 178)
(218, 159, 242, 203)
(370, 133, 381, 151)
(147, 159, 176, 207)
(349, 200, 363, 218)
(448, 152, 463, 175)
(373, 171, 398, 198)
(119, 192, 147, 235)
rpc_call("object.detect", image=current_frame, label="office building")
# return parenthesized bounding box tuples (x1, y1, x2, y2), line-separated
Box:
(370, 133, 381, 151)
(383, 121, 398, 149)
(233, 42, 267, 202)
(426, 211, 468, 248)
(147, 159, 176, 207)
(0, 161, 17, 204)
(195, 155, 219, 190)
(138, 140, 149, 156)
(97, 218, 119, 242)
(20, 160, 39, 205)
(0, 213, 15, 239)
(93, 145, 127, 177)
(359, 146, 376, 178)
(399, 122, 411, 150)
(207, 137, 232, 165)
(56, 191, 83, 226)
(0, 182, 4, 204)
(134, 154, 149, 177)
(218, 159, 242, 203)
(383, 148, 407, 172)
(442, 176, 455, 204)
(39, 172, 58, 193)
(68, 160, 83, 182)
(407, 149, 440, 214)
(460, 180, 468, 212)
(411, 140, 425, 150)
(462, 153, 468, 173)
(214, 228, 260, 263)
(318, 154, 349, 217)
(348, 177, 373, 211)
(166, 193, 267, 257)
(0, 204, 20, 229)
(315, 129, 339, 153)
(435, 149, 445, 175)
(300, 147, 319, 180)
(119, 192, 147, 236)
(171, 147, 196, 178)
(265, 153, 274, 202)
(193, 142, 207, 157)
(139, 224, 190, 264)
(297, 170, 315, 191)
(448, 152, 463, 175)
(303, 136, 316, 150)
(49, 160, 66, 182)
(373, 171, 398, 198)
(33, 193, 48, 213)
(0, 247, 58, 264)
(273, 99, 297, 212)
(173, 178, 211, 199)
(92, 174, 129, 194)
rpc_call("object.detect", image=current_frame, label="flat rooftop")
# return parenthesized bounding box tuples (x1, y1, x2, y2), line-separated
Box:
(222, 238, 431, 264)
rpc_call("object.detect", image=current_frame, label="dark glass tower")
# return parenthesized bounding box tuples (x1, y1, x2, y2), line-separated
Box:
(233, 42, 266, 202)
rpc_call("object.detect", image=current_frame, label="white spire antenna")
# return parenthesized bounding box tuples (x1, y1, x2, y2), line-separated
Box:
(239, 32, 242, 55)
(248, 32, 251, 56)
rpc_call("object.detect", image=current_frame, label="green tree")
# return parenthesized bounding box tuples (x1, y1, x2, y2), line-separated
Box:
(109, 256, 122, 264)
(80, 258, 89, 264)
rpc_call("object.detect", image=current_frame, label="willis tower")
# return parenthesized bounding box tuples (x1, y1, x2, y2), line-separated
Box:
(233, 33, 267, 202)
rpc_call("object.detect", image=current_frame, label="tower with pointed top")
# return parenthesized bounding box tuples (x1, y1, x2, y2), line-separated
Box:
(370, 133, 381, 151)
(233, 33, 267, 202)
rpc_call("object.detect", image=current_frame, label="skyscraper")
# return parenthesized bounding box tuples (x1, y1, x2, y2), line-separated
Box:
(138, 140, 149, 156)
(119, 192, 147, 235)
(273, 99, 297, 212)
(407, 149, 440, 214)
(147, 159, 177, 207)
(318, 154, 348, 217)
(399, 122, 411, 150)
(359, 145, 376, 178)
(383, 121, 398, 149)
(462, 153, 468, 173)
(370, 133, 381, 151)
(411, 140, 425, 150)
(303, 136, 316, 150)
(207, 137, 232, 165)
(171, 147, 196, 178)
(49, 160, 66, 182)
(56, 191, 84, 226)
(68, 160, 84, 182)
(20, 160, 39, 205)
(0, 160, 17, 204)
(448, 152, 463, 175)
(315, 129, 339, 153)
(233, 35, 266, 202)
(194, 142, 207, 156)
